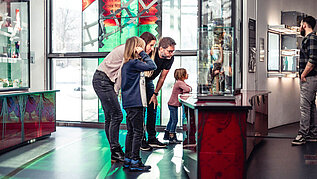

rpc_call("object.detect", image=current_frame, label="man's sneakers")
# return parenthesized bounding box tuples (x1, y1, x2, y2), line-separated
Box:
(292, 134, 306, 146)
(148, 138, 167, 148)
(306, 133, 317, 142)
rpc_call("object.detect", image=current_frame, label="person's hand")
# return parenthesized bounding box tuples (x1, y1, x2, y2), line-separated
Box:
(135, 47, 143, 54)
(149, 94, 158, 109)
(213, 70, 220, 75)
(301, 74, 307, 82)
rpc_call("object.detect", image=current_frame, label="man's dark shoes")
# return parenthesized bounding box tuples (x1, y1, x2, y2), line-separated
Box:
(148, 138, 167, 148)
(140, 140, 153, 151)
(129, 158, 151, 172)
(306, 133, 317, 142)
(292, 134, 306, 146)
(111, 146, 125, 162)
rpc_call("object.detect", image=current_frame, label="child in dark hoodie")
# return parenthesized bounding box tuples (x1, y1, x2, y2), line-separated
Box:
(121, 36, 157, 171)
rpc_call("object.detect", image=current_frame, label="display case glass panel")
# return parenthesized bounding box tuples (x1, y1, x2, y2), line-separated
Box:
(281, 34, 299, 73)
(268, 30, 299, 74)
(268, 32, 280, 71)
(198, 0, 238, 95)
(0, 0, 29, 90)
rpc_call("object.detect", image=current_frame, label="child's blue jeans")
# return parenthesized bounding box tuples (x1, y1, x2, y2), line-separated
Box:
(166, 105, 178, 133)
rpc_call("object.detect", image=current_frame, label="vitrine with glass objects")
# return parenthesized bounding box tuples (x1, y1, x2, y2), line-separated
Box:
(197, 0, 241, 98)
(0, 0, 29, 91)
(182, 1, 246, 179)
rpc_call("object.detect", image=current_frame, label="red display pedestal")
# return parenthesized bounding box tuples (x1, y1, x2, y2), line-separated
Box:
(181, 94, 251, 179)
(0, 90, 59, 153)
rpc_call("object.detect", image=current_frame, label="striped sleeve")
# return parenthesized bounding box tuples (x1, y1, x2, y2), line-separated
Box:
(308, 36, 317, 66)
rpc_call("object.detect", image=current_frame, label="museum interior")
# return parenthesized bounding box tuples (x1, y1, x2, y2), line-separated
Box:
(1, 0, 317, 178)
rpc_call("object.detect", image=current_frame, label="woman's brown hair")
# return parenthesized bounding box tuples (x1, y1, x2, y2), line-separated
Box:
(140, 32, 156, 59)
(174, 68, 187, 81)
(123, 36, 145, 63)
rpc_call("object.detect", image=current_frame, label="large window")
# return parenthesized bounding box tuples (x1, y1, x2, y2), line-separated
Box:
(49, 0, 198, 124)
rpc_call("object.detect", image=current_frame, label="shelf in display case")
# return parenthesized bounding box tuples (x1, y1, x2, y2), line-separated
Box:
(268, 25, 299, 35)
(0, 57, 23, 63)
(281, 49, 299, 57)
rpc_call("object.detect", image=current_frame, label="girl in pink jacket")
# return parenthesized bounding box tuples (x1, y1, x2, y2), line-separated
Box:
(164, 68, 192, 144)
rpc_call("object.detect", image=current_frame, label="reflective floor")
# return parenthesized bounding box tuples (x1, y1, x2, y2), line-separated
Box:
(2, 123, 316, 179)
(247, 122, 317, 179)
(0, 127, 188, 179)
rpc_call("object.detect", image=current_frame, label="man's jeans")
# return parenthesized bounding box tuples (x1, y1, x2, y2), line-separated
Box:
(125, 107, 144, 159)
(166, 105, 179, 133)
(92, 70, 123, 148)
(145, 79, 157, 140)
(299, 75, 317, 136)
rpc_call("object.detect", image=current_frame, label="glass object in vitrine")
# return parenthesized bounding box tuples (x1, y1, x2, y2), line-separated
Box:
(198, 27, 234, 95)
(0, 1, 29, 90)
(282, 56, 298, 72)
(281, 49, 299, 72)
(198, 0, 236, 96)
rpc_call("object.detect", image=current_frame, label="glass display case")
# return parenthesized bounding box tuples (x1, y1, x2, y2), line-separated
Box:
(198, 0, 241, 97)
(268, 25, 300, 75)
(0, 0, 29, 90)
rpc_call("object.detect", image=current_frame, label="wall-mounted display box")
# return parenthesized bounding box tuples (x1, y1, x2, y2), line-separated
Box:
(281, 11, 305, 27)
(267, 11, 307, 77)
(0, 0, 29, 90)
(267, 25, 300, 77)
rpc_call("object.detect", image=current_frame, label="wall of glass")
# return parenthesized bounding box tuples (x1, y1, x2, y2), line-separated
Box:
(49, 0, 197, 125)
(0, 0, 29, 90)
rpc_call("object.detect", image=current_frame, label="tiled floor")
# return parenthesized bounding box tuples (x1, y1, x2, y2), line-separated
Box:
(0, 127, 188, 179)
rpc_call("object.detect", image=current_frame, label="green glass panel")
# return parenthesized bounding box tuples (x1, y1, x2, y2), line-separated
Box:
(98, 57, 104, 65)
(120, 23, 138, 44)
(99, 26, 121, 52)
(120, 0, 138, 44)
(139, 24, 159, 37)
(97, 0, 161, 125)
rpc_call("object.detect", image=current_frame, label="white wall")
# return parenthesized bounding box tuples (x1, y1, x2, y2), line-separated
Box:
(244, 0, 317, 128)
(30, 0, 46, 90)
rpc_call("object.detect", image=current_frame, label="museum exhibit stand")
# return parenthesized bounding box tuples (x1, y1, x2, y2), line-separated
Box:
(181, 0, 270, 178)
(0, 0, 58, 153)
